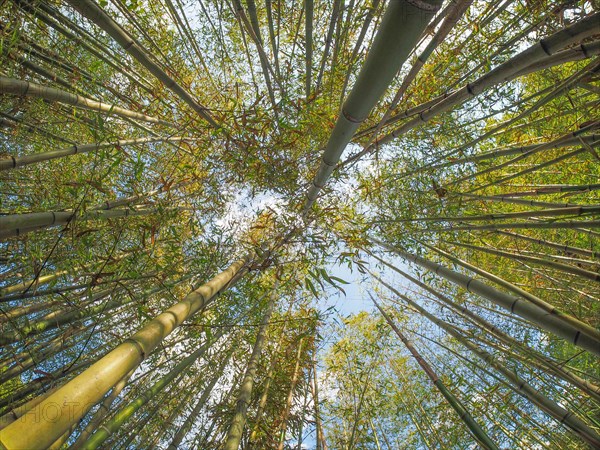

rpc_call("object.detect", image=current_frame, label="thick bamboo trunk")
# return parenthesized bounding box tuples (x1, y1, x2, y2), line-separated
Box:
(0, 77, 171, 126)
(0, 257, 248, 449)
(64, 0, 220, 128)
(371, 239, 600, 356)
(80, 338, 213, 449)
(365, 0, 473, 149)
(0, 208, 156, 240)
(342, 13, 600, 166)
(304, 0, 313, 98)
(304, 0, 442, 214)
(0, 136, 191, 171)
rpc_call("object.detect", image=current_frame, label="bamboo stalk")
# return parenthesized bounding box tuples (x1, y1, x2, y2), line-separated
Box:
(0, 208, 157, 240)
(304, 0, 442, 214)
(450, 241, 600, 282)
(439, 219, 600, 232)
(342, 13, 600, 166)
(495, 230, 598, 259)
(371, 238, 600, 356)
(64, 0, 220, 128)
(166, 354, 231, 449)
(366, 252, 600, 403)
(376, 279, 600, 448)
(393, 205, 600, 224)
(364, 0, 473, 150)
(223, 295, 275, 450)
(0, 137, 192, 171)
(419, 241, 600, 342)
(0, 77, 172, 126)
(80, 338, 215, 449)
(0, 257, 248, 449)
(276, 338, 305, 450)
(373, 296, 499, 450)
(304, 0, 313, 98)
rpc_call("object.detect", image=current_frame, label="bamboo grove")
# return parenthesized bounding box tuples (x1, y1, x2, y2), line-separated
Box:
(0, 0, 598, 448)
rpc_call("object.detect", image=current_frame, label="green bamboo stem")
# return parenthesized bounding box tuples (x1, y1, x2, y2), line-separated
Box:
(469, 146, 591, 193)
(248, 318, 289, 446)
(419, 241, 600, 342)
(494, 183, 600, 198)
(373, 297, 499, 450)
(376, 278, 600, 448)
(304, 0, 442, 214)
(0, 349, 107, 415)
(0, 76, 171, 126)
(510, 40, 600, 80)
(0, 280, 175, 345)
(12, 36, 144, 107)
(231, 0, 280, 116)
(0, 136, 191, 171)
(366, 253, 600, 403)
(64, 0, 220, 128)
(263, 0, 279, 76)
(15, 0, 156, 94)
(0, 322, 92, 371)
(167, 354, 231, 449)
(0, 271, 68, 297)
(276, 338, 305, 450)
(0, 257, 248, 449)
(393, 205, 600, 224)
(0, 388, 58, 431)
(450, 191, 581, 209)
(450, 241, 600, 282)
(0, 208, 159, 240)
(371, 238, 600, 356)
(64, 368, 135, 449)
(0, 111, 76, 145)
(415, 126, 599, 176)
(311, 350, 327, 450)
(364, 0, 473, 150)
(223, 295, 275, 450)
(304, 0, 313, 98)
(338, 0, 382, 103)
(439, 60, 600, 168)
(342, 13, 600, 165)
(439, 219, 600, 232)
(495, 230, 598, 259)
(0, 335, 78, 385)
(81, 339, 214, 449)
(315, 0, 341, 92)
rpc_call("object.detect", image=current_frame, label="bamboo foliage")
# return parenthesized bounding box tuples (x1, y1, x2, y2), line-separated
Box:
(1, 1, 599, 448)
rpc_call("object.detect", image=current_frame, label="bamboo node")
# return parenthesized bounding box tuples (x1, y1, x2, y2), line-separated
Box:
(404, 0, 441, 12)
